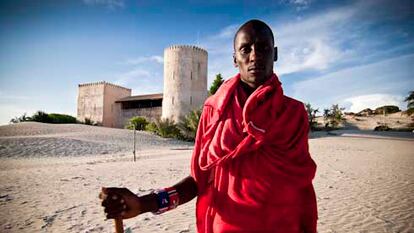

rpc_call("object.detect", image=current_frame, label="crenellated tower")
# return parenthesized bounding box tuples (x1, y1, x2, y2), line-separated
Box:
(162, 45, 208, 122)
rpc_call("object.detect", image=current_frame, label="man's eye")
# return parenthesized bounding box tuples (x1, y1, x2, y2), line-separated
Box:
(240, 47, 250, 54)
(258, 45, 270, 52)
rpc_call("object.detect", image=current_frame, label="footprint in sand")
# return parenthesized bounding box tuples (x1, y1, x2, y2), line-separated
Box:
(41, 214, 57, 229)
(0, 194, 13, 202)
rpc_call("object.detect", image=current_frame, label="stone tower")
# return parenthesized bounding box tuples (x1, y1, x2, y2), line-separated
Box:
(77, 81, 131, 127)
(162, 45, 208, 122)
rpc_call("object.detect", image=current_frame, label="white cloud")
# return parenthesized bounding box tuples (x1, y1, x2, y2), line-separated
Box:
(287, 0, 312, 11)
(274, 5, 356, 75)
(277, 38, 343, 75)
(113, 68, 163, 95)
(151, 56, 164, 64)
(113, 68, 151, 86)
(344, 94, 404, 113)
(202, 0, 411, 85)
(83, 0, 125, 9)
(125, 56, 164, 65)
(199, 2, 359, 83)
(212, 24, 239, 40)
(291, 53, 414, 111)
(198, 24, 239, 85)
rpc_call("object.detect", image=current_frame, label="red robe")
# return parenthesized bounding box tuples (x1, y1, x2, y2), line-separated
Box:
(191, 73, 317, 233)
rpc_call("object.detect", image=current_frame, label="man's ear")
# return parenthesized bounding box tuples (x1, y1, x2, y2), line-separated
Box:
(233, 53, 238, 67)
(274, 47, 278, 62)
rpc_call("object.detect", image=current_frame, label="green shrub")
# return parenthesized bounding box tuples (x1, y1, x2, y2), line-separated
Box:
(404, 91, 414, 110)
(145, 122, 158, 133)
(405, 108, 414, 116)
(305, 103, 319, 131)
(374, 124, 391, 131)
(155, 118, 182, 139)
(126, 116, 148, 130)
(10, 113, 30, 123)
(209, 73, 224, 95)
(356, 108, 374, 116)
(178, 109, 202, 140)
(323, 104, 345, 129)
(48, 113, 77, 123)
(145, 118, 183, 139)
(83, 117, 94, 125)
(374, 105, 400, 115)
(31, 111, 51, 123)
(10, 111, 77, 124)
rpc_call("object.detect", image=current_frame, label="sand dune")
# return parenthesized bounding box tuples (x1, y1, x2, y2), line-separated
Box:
(0, 122, 192, 158)
(315, 112, 413, 131)
(0, 122, 413, 232)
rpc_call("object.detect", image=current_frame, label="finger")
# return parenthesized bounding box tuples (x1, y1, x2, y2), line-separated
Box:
(99, 191, 107, 200)
(103, 202, 128, 213)
(101, 196, 125, 207)
(104, 208, 123, 218)
(100, 187, 115, 200)
(106, 211, 126, 220)
(104, 202, 127, 212)
(104, 190, 124, 200)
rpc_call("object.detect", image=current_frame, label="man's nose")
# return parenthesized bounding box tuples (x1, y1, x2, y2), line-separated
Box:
(250, 46, 263, 61)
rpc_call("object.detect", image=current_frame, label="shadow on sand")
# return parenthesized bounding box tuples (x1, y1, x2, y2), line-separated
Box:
(310, 129, 414, 141)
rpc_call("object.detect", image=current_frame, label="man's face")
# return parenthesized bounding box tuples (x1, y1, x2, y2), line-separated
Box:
(233, 25, 275, 89)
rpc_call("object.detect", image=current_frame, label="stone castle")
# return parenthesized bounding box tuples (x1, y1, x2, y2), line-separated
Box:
(77, 45, 208, 128)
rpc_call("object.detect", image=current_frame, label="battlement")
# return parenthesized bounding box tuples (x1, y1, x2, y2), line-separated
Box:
(165, 45, 207, 54)
(78, 81, 131, 91)
(78, 44, 207, 128)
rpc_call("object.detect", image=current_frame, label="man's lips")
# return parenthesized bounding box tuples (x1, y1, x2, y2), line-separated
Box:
(248, 66, 265, 73)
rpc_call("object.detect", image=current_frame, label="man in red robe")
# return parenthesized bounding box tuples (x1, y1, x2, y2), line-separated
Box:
(100, 19, 318, 233)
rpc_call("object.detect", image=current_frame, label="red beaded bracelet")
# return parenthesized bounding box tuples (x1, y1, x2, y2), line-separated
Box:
(153, 187, 179, 215)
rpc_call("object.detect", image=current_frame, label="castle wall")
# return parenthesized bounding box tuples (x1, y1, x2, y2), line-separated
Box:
(77, 82, 105, 124)
(116, 106, 162, 128)
(162, 45, 208, 123)
(103, 83, 131, 127)
(77, 81, 131, 127)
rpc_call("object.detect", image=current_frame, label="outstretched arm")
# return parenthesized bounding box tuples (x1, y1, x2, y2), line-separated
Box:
(100, 175, 198, 219)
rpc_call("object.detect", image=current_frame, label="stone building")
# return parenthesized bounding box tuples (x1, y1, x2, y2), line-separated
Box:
(77, 45, 208, 128)
(115, 93, 163, 126)
(162, 45, 208, 123)
(77, 81, 131, 128)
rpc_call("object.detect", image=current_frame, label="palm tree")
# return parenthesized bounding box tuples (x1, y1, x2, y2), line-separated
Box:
(405, 91, 414, 109)
(305, 103, 319, 130)
(178, 108, 202, 140)
(405, 91, 414, 116)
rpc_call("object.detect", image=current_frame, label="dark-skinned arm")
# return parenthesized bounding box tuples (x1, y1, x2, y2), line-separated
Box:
(100, 175, 198, 219)
(139, 175, 198, 213)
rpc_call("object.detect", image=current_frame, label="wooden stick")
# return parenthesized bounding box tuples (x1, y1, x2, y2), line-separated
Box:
(114, 218, 124, 233)
(133, 128, 136, 162)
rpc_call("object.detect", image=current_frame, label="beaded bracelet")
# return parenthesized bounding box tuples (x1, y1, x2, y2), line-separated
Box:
(153, 187, 179, 215)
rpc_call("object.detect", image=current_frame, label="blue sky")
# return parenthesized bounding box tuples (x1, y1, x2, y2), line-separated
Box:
(0, 0, 413, 125)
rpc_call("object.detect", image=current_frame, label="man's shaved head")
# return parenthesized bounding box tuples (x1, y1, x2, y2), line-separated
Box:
(233, 19, 277, 89)
(233, 19, 274, 49)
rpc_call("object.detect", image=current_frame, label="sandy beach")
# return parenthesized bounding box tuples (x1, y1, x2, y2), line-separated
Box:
(0, 122, 413, 233)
